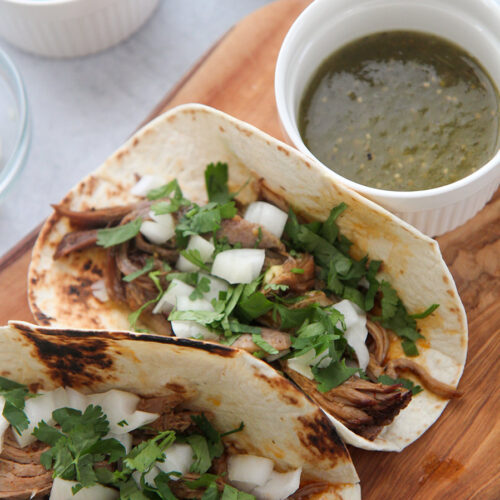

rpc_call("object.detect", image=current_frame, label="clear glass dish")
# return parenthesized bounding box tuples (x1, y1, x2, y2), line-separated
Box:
(0, 47, 30, 201)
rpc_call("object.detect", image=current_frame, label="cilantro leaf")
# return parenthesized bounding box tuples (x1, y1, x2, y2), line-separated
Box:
(380, 281, 399, 319)
(202, 482, 220, 500)
(205, 162, 232, 204)
(319, 202, 347, 243)
(364, 260, 381, 311)
(378, 374, 423, 395)
(190, 276, 211, 300)
(186, 434, 212, 474)
(190, 414, 225, 460)
(123, 257, 155, 282)
(410, 303, 439, 319)
(181, 249, 211, 271)
(221, 485, 256, 500)
(129, 270, 165, 330)
(251, 334, 279, 355)
(124, 430, 175, 473)
(147, 179, 184, 201)
(153, 471, 178, 500)
(0, 377, 34, 434)
(263, 283, 289, 292)
(291, 267, 304, 274)
(96, 218, 142, 248)
(236, 292, 273, 322)
(312, 359, 359, 392)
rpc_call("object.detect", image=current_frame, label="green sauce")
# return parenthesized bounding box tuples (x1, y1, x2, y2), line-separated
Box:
(299, 31, 500, 191)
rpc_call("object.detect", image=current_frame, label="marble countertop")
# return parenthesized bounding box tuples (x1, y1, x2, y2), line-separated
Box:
(0, 0, 273, 256)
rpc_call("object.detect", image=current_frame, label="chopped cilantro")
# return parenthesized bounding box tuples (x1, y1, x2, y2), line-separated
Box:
(312, 359, 359, 392)
(96, 218, 142, 248)
(378, 374, 423, 395)
(124, 430, 175, 473)
(190, 276, 211, 300)
(410, 303, 439, 319)
(128, 270, 164, 330)
(251, 334, 279, 355)
(180, 249, 211, 271)
(147, 179, 184, 201)
(0, 376, 34, 435)
(205, 162, 232, 204)
(263, 283, 289, 292)
(236, 292, 273, 322)
(291, 267, 304, 274)
(117, 419, 128, 427)
(221, 485, 256, 499)
(123, 257, 155, 282)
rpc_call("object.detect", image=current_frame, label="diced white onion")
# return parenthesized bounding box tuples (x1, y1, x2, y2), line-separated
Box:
(133, 466, 160, 487)
(157, 443, 194, 480)
(16, 390, 61, 447)
(130, 175, 164, 197)
(228, 454, 274, 491)
(49, 477, 118, 500)
(244, 201, 288, 238)
(332, 299, 370, 371)
(116, 411, 159, 434)
(87, 390, 139, 433)
(153, 279, 195, 314)
(171, 320, 220, 341)
(211, 249, 265, 284)
(176, 295, 214, 312)
(140, 211, 175, 245)
(65, 388, 88, 413)
(198, 273, 229, 303)
(91, 280, 109, 303)
(107, 432, 132, 454)
(252, 467, 302, 500)
(177, 235, 215, 272)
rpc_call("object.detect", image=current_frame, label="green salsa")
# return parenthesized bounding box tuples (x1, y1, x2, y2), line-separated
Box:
(299, 31, 500, 191)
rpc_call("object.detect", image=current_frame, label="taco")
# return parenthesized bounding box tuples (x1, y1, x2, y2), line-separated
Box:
(28, 104, 467, 451)
(0, 321, 360, 499)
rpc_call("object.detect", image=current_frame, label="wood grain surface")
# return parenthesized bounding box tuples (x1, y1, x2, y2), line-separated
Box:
(0, 0, 498, 498)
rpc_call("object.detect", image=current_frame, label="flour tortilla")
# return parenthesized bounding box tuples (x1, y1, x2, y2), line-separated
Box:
(28, 103, 467, 451)
(0, 321, 359, 499)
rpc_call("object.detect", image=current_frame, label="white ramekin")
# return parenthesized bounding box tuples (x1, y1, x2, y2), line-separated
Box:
(275, 0, 500, 236)
(0, 0, 159, 58)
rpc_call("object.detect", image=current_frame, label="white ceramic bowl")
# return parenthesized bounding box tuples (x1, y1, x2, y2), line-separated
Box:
(275, 0, 500, 236)
(0, 0, 159, 58)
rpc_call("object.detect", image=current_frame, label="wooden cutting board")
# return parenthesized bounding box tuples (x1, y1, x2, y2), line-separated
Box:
(1, 0, 499, 498)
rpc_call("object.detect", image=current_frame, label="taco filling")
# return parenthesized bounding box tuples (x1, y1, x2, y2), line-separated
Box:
(0, 376, 313, 499)
(52, 163, 460, 441)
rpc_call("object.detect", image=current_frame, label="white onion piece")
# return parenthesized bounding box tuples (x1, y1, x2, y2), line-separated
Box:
(153, 279, 195, 314)
(228, 455, 274, 491)
(87, 390, 139, 433)
(286, 351, 315, 380)
(252, 467, 302, 500)
(107, 432, 132, 454)
(244, 201, 288, 238)
(171, 320, 220, 341)
(130, 175, 164, 197)
(50, 387, 70, 410)
(116, 411, 159, 434)
(198, 273, 229, 302)
(140, 211, 175, 245)
(177, 235, 215, 272)
(91, 280, 109, 303)
(49, 477, 118, 500)
(211, 249, 265, 284)
(65, 388, 88, 413)
(133, 466, 160, 487)
(332, 299, 369, 371)
(16, 390, 62, 447)
(176, 295, 214, 312)
(157, 443, 194, 480)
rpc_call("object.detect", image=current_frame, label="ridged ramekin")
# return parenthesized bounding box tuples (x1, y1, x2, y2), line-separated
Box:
(275, 0, 500, 236)
(0, 0, 159, 58)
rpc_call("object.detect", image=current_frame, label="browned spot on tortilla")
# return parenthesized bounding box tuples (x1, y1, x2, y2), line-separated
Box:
(15, 325, 115, 387)
(31, 276, 38, 285)
(305, 161, 311, 169)
(447, 289, 455, 297)
(66, 278, 92, 302)
(83, 259, 92, 271)
(133, 137, 140, 146)
(83, 176, 99, 197)
(91, 265, 103, 277)
(277, 145, 290, 156)
(167, 115, 176, 123)
(297, 414, 345, 460)
(219, 126, 225, 133)
(253, 370, 302, 406)
(234, 124, 252, 137)
(33, 310, 53, 326)
(442, 275, 450, 284)
(116, 150, 128, 161)
(28, 382, 43, 393)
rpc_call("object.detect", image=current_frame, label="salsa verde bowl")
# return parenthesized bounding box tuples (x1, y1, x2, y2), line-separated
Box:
(275, 0, 500, 236)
